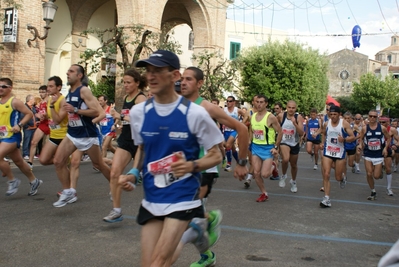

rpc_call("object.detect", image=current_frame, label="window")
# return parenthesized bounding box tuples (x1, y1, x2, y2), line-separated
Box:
(388, 54, 392, 63)
(230, 42, 241, 59)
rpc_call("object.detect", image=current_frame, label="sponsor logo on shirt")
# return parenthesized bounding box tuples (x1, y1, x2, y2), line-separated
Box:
(169, 131, 188, 140)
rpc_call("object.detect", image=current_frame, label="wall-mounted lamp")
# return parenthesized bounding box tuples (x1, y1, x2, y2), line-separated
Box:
(73, 38, 87, 48)
(27, 0, 58, 47)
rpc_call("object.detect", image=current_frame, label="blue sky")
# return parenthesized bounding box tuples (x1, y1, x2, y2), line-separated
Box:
(226, 0, 399, 58)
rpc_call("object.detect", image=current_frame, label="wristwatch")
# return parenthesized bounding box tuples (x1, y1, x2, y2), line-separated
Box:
(237, 159, 248, 166)
(274, 145, 279, 150)
(120, 114, 125, 121)
(73, 107, 79, 114)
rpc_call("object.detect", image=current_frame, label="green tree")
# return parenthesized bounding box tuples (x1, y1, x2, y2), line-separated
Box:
(238, 40, 329, 113)
(351, 73, 399, 113)
(192, 50, 238, 100)
(79, 23, 182, 108)
(89, 78, 115, 103)
(336, 96, 367, 115)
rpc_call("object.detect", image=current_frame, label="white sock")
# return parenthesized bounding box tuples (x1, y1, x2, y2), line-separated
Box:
(181, 227, 199, 245)
(70, 188, 76, 194)
(387, 174, 393, 189)
(113, 208, 122, 213)
(246, 173, 253, 181)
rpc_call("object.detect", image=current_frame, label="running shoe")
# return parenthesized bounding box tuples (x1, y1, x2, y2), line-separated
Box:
(310, 153, 314, 162)
(81, 155, 90, 161)
(320, 187, 325, 192)
(27, 162, 33, 169)
(6, 178, 21, 196)
(290, 179, 297, 193)
(339, 176, 347, 189)
(23, 156, 29, 160)
(394, 165, 398, 173)
(256, 193, 268, 202)
(208, 210, 222, 233)
(103, 209, 123, 223)
(189, 218, 209, 254)
(387, 188, 394, 196)
(367, 191, 377, 201)
(351, 166, 355, 173)
(53, 191, 78, 207)
(279, 174, 287, 188)
(355, 169, 360, 174)
(320, 196, 331, 208)
(28, 178, 43, 196)
(190, 250, 216, 267)
(244, 179, 251, 189)
(224, 164, 231, 172)
(313, 164, 318, 170)
(221, 158, 227, 169)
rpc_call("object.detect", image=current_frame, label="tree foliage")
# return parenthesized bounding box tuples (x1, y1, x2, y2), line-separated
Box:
(79, 23, 182, 108)
(192, 50, 238, 101)
(351, 73, 399, 113)
(336, 96, 366, 115)
(238, 40, 329, 113)
(89, 78, 115, 103)
(80, 24, 182, 76)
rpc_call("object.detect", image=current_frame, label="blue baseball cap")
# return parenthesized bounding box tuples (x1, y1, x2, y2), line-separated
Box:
(135, 50, 180, 70)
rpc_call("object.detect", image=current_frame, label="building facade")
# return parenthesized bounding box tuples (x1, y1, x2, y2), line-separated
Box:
(0, 0, 230, 99)
(327, 49, 369, 97)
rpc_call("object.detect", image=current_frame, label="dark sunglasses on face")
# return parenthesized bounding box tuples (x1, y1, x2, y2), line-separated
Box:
(226, 100, 234, 103)
(369, 115, 377, 118)
(0, 85, 10, 89)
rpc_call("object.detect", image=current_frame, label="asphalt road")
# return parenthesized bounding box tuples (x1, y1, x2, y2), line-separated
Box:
(0, 151, 398, 267)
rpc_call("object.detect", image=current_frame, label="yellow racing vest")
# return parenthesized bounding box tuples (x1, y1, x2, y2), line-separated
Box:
(251, 111, 276, 145)
(0, 97, 19, 139)
(47, 95, 68, 139)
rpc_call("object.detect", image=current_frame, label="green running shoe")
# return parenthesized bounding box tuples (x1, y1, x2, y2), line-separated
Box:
(190, 250, 216, 267)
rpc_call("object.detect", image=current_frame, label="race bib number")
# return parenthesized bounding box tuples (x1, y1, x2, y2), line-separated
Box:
(147, 152, 190, 188)
(310, 128, 318, 135)
(326, 145, 341, 158)
(68, 113, 83, 127)
(99, 118, 108, 126)
(48, 119, 60, 130)
(121, 109, 130, 125)
(282, 129, 294, 140)
(253, 129, 264, 140)
(368, 140, 381, 151)
(0, 125, 8, 138)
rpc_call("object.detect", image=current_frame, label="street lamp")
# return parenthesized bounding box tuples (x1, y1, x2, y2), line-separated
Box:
(27, 0, 58, 47)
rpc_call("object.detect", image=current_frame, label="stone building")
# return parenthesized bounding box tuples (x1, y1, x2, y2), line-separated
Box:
(0, 0, 230, 100)
(327, 49, 369, 97)
(374, 35, 399, 79)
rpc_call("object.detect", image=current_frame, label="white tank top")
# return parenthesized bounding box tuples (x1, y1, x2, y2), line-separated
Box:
(224, 107, 239, 131)
(324, 118, 345, 159)
(281, 115, 299, 146)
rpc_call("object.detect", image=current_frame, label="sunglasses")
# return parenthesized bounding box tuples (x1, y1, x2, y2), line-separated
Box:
(0, 85, 10, 89)
(380, 121, 387, 123)
(368, 115, 377, 118)
(226, 100, 234, 103)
